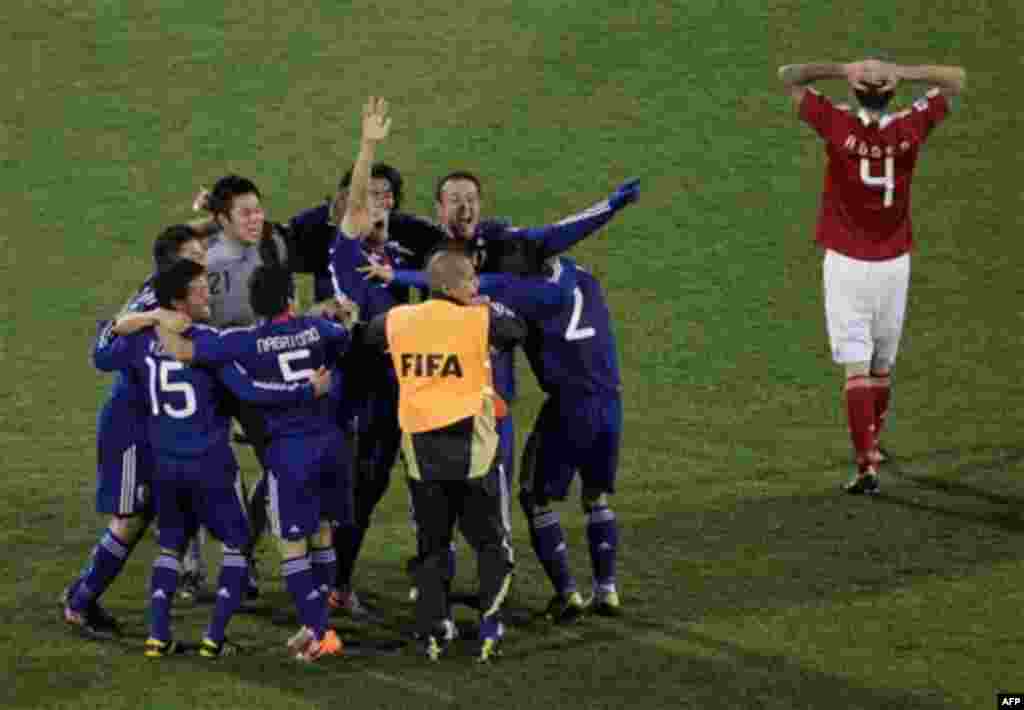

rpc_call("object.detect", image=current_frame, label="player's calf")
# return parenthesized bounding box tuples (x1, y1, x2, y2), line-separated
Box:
(582, 489, 620, 614)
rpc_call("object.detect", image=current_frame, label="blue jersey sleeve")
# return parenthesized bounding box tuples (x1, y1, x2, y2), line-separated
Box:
(501, 199, 617, 257)
(191, 325, 253, 367)
(94, 328, 136, 372)
(391, 269, 429, 289)
(479, 258, 577, 321)
(329, 232, 369, 309)
(217, 362, 316, 406)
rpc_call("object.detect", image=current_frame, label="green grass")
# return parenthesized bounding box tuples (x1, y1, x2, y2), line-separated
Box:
(3, 1, 1023, 708)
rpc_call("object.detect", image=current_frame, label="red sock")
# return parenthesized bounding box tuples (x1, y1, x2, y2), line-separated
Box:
(845, 376, 876, 470)
(871, 373, 891, 444)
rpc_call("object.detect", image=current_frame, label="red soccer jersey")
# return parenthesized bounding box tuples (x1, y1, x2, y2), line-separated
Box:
(800, 87, 949, 260)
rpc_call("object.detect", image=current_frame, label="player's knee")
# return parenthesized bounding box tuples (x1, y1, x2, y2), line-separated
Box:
(312, 519, 333, 548)
(581, 489, 609, 514)
(110, 514, 147, 543)
(277, 537, 308, 560)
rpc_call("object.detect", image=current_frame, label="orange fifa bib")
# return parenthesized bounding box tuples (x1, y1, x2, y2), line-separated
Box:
(386, 300, 492, 434)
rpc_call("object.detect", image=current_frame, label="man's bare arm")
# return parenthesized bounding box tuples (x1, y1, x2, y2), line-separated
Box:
(340, 97, 391, 239)
(156, 326, 196, 362)
(113, 309, 190, 335)
(778, 62, 852, 108)
(892, 64, 967, 97)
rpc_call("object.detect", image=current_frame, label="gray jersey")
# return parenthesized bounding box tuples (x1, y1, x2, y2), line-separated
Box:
(205, 229, 289, 327)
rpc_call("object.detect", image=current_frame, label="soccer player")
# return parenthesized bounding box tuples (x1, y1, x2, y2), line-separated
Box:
(519, 256, 624, 620)
(778, 57, 966, 493)
(94, 259, 331, 657)
(62, 225, 205, 639)
(324, 97, 412, 620)
(363, 249, 525, 663)
(154, 265, 350, 661)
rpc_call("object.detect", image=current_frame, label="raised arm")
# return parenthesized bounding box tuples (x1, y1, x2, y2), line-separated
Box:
(777, 62, 852, 109)
(501, 179, 640, 258)
(889, 63, 966, 98)
(341, 97, 391, 239)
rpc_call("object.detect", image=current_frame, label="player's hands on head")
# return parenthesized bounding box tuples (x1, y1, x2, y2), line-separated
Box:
(361, 97, 391, 143)
(609, 178, 640, 211)
(192, 186, 211, 213)
(310, 366, 332, 398)
(846, 59, 899, 93)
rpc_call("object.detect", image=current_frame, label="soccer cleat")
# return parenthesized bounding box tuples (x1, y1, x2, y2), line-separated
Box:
(476, 617, 505, 664)
(586, 590, 623, 617)
(288, 626, 343, 662)
(63, 603, 121, 640)
(328, 589, 381, 623)
(543, 591, 585, 624)
(423, 635, 447, 662)
(143, 637, 182, 658)
(844, 468, 881, 495)
(199, 637, 241, 658)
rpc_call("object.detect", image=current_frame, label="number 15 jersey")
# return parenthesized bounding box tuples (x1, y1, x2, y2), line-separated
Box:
(800, 88, 949, 261)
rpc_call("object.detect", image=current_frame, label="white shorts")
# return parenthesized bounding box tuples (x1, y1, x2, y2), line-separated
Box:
(823, 249, 910, 369)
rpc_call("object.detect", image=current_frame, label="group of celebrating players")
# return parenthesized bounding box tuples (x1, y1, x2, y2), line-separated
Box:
(63, 55, 967, 664)
(62, 97, 638, 662)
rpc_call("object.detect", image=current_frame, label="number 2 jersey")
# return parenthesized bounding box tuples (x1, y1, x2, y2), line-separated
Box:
(799, 87, 950, 261)
(522, 258, 621, 397)
(190, 316, 351, 439)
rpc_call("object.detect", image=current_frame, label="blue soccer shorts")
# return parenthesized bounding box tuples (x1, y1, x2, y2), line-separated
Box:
(153, 444, 250, 551)
(524, 392, 622, 503)
(265, 429, 352, 541)
(95, 394, 153, 516)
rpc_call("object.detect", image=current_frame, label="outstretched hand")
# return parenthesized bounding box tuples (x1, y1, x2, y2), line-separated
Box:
(609, 178, 640, 211)
(358, 262, 395, 283)
(361, 96, 391, 143)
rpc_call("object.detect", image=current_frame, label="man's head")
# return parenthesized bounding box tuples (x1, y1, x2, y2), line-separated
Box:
(335, 163, 402, 244)
(155, 258, 211, 321)
(427, 249, 479, 304)
(435, 171, 482, 242)
(152, 224, 206, 271)
(249, 265, 294, 319)
(855, 81, 895, 112)
(209, 174, 265, 245)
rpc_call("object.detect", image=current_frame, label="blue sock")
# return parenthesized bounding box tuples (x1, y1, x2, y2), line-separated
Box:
(530, 510, 576, 595)
(586, 506, 618, 594)
(206, 548, 248, 644)
(310, 546, 337, 596)
(70, 529, 132, 612)
(282, 556, 327, 639)
(149, 554, 180, 642)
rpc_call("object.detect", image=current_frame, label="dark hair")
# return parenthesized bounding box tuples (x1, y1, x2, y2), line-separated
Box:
(338, 163, 404, 209)
(249, 265, 292, 318)
(155, 259, 206, 309)
(855, 85, 895, 112)
(434, 171, 482, 203)
(208, 174, 261, 217)
(152, 224, 199, 272)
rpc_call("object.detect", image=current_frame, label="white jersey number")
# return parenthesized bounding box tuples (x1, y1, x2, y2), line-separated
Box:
(565, 287, 596, 341)
(145, 357, 198, 419)
(860, 157, 895, 208)
(278, 349, 315, 382)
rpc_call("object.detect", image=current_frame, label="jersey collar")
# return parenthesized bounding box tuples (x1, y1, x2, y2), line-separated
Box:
(857, 108, 894, 129)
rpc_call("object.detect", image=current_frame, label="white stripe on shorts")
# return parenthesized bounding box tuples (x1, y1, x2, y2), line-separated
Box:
(120, 445, 136, 515)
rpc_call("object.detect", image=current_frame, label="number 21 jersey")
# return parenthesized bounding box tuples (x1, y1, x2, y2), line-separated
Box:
(800, 88, 949, 261)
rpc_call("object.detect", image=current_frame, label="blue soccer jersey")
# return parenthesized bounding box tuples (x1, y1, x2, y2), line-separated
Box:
(190, 316, 350, 439)
(328, 231, 411, 324)
(95, 325, 317, 457)
(523, 258, 621, 396)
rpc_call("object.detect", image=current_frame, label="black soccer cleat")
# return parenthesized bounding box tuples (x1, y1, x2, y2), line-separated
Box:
(543, 591, 586, 624)
(844, 469, 880, 496)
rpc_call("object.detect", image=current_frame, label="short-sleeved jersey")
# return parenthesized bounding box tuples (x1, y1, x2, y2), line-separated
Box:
(205, 230, 290, 327)
(523, 259, 621, 396)
(800, 88, 950, 260)
(328, 232, 411, 324)
(191, 316, 350, 439)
